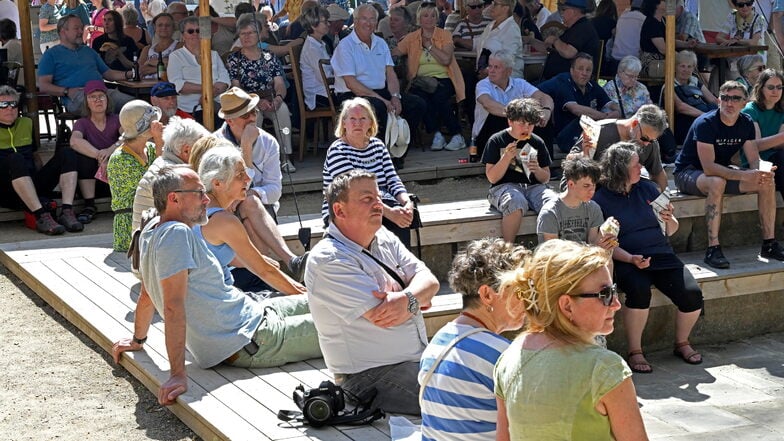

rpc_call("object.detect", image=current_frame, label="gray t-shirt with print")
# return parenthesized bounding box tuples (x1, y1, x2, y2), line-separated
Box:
(537, 198, 604, 244)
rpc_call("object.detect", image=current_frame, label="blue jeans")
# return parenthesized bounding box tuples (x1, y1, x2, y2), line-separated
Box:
(339, 361, 421, 415)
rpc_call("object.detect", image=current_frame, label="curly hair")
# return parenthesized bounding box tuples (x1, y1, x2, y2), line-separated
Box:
(503, 239, 610, 345)
(598, 141, 637, 194)
(448, 238, 531, 310)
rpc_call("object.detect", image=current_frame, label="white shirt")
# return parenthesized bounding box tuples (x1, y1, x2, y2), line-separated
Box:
(214, 124, 282, 205)
(167, 47, 230, 113)
(472, 77, 539, 138)
(331, 30, 393, 94)
(301, 35, 333, 110)
(612, 10, 646, 61)
(0, 0, 21, 39)
(533, 4, 551, 29)
(475, 16, 524, 78)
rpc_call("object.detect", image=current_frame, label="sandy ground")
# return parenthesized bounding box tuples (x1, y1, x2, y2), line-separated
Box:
(0, 176, 489, 440)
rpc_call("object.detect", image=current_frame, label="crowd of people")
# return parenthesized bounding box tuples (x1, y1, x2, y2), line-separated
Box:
(3, 0, 784, 438)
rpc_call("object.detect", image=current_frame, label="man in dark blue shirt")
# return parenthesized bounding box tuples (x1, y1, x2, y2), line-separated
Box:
(538, 53, 620, 152)
(674, 81, 784, 268)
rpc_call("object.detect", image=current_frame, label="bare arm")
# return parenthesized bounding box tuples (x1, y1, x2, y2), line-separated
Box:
(597, 378, 649, 441)
(496, 397, 511, 441)
(111, 283, 156, 363)
(158, 269, 189, 406)
(38, 74, 67, 97)
(755, 124, 784, 152)
(546, 35, 578, 60)
(477, 94, 508, 117)
(674, 93, 705, 117)
(697, 141, 748, 180)
(485, 143, 517, 184)
(564, 102, 608, 121)
(652, 170, 668, 192)
(362, 267, 440, 327)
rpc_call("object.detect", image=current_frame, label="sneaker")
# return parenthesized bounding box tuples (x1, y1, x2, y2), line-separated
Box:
(704, 245, 730, 269)
(430, 132, 446, 151)
(36, 212, 66, 236)
(281, 160, 297, 173)
(289, 252, 309, 282)
(760, 241, 784, 261)
(58, 208, 84, 232)
(444, 134, 467, 151)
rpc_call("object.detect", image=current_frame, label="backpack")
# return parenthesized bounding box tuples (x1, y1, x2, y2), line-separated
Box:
(127, 207, 159, 274)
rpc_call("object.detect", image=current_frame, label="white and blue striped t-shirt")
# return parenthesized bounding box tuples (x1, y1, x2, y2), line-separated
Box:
(418, 322, 511, 441)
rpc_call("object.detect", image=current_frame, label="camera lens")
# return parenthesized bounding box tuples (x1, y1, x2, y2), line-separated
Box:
(305, 397, 333, 423)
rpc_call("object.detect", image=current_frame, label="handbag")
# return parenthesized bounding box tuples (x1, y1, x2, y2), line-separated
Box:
(94, 160, 109, 183)
(675, 84, 716, 113)
(411, 75, 439, 94)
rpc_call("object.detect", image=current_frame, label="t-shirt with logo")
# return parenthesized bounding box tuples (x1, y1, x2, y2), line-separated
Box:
(674, 109, 756, 173)
(481, 129, 552, 187)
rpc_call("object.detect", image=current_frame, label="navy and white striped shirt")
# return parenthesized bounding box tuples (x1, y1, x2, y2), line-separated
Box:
(321, 137, 407, 220)
(418, 322, 511, 441)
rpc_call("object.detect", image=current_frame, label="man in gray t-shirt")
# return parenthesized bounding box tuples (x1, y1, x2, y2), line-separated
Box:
(112, 166, 320, 406)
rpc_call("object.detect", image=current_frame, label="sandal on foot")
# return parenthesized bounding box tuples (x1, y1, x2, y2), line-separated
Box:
(627, 349, 653, 374)
(77, 206, 97, 224)
(673, 341, 703, 365)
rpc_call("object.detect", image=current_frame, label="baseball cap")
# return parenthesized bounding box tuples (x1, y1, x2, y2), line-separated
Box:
(84, 80, 108, 96)
(150, 82, 178, 98)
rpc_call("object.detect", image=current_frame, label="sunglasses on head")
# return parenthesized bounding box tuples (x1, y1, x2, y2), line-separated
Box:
(734, 1, 753, 7)
(720, 94, 745, 102)
(0, 101, 18, 109)
(766, 84, 784, 91)
(185, 28, 200, 34)
(576, 284, 618, 307)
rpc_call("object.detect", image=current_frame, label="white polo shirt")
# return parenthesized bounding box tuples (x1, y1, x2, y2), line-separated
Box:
(331, 30, 394, 94)
(472, 77, 539, 138)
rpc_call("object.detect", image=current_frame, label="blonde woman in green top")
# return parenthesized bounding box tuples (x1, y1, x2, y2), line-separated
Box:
(494, 239, 648, 441)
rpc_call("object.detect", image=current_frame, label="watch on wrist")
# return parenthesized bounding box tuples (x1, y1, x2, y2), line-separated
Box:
(132, 335, 147, 345)
(404, 290, 420, 314)
(391, 92, 402, 99)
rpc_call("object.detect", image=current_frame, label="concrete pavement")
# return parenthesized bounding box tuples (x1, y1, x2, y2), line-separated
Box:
(638, 332, 784, 440)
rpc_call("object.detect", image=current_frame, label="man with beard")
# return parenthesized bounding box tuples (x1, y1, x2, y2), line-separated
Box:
(149, 82, 183, 126)
(113, 166, 321, 406)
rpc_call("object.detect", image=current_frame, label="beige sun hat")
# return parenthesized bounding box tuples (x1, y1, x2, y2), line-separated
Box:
(119, 100, 162, 141)
(384, 112, 410, 159)
(218, 87, 261, 120)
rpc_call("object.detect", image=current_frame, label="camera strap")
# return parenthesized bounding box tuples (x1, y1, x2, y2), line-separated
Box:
(325, 233, 407, 290)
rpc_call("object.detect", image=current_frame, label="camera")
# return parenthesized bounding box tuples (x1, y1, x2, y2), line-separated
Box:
(292, 381, 345, 427)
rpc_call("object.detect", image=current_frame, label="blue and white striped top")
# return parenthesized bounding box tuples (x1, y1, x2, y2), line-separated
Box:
(321, 137, 408, 221)
(418, 322, 511, 441)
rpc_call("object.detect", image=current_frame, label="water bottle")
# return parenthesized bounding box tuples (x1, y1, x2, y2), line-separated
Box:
(132, 55, 140, 82)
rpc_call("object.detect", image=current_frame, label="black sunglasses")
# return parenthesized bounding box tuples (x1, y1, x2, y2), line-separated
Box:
(734, 1, 753, 7)
(185, 28, 200, 34)
(719, 94, 745, 102)
(636, 124, 655, 143)
(0, 101, 19, 109)
(467, 4, 483, 8)
(576, 284, 618, 306)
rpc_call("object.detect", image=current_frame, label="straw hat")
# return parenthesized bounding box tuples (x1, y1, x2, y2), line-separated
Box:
(218, 87, 261, 120)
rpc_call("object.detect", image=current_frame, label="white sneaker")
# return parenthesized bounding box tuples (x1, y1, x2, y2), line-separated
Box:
(445, 134, 466, 151)
(430, 132, 446, 151)
(281, 160, 297, 173)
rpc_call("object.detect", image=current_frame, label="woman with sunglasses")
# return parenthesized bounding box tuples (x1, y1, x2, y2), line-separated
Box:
(167, 16, 230, 126)
(716, 0, 764, 47)
(741, 68, 784, 202)
(592, 142, 704, 374)
(475, 0, 523, 78)
(735, 54, 765, 96)
(495, 238, 648, 440)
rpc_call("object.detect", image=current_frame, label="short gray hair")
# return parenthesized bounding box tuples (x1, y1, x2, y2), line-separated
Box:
(676, 50, 698, 67)
(634, 104, 668, 135)
(162, 117, 210, 157)
(236, 12, 265, 34)
(737, 54, 764, 74)
(617, 55, 642, 75)
(197, 146, 244, 192)
(152, 165, 188, 213)
(353, 3, 378, 21)
(326, 169, 376, 220)
(121, 6, 139, 26)
(179, 16, 199, 33)
(0, 85, 19, 101)
(489, 51, 515, 71)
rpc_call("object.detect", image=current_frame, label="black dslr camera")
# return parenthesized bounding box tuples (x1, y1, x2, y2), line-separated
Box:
(292, 381, 345, 427)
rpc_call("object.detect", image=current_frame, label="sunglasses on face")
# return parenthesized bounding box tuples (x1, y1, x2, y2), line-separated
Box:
(0, 101, 18, 109)
(734, 1, 753, 7)
(185, 28, 200, 34)
(765, 84, 784, 91)
(720, 94, 745, 102)
(576, 284, 618, 307)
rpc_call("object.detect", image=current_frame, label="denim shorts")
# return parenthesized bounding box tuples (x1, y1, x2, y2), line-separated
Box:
(488, 183, 556, 216)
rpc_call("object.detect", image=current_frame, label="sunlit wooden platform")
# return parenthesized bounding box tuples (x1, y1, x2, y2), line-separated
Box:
(0, 234, 409, 440)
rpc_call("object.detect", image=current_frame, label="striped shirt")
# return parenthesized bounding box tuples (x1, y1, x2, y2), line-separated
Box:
(452, 17, 493, 43)
(321, 137, 408, 220)
(418, 322, 511, 441)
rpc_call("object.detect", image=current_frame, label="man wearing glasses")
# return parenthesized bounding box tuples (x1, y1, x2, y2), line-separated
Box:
(537, 0, 599, 80)
(452, 0, 492, 51)
(674, 81, 784, 269)
(0, 85, 83, 234)
(567, 104, 669, 191)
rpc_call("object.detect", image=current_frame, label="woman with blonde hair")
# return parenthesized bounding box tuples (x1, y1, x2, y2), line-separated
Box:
(494, 239, 648, 441)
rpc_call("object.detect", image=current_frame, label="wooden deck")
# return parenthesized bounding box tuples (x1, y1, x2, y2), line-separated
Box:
(0, 234, 410, 441)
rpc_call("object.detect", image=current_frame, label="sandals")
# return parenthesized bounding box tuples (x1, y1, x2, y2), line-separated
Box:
(627, 349, 653, 374)
(77, 206, 97, 224)
(673, 341, 703, 365)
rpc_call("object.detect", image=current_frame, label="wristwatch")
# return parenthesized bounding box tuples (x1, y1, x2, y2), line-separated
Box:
(391, 92, 402, 99)
(404, 290, 420, 314)
(132, 335, 147, 345)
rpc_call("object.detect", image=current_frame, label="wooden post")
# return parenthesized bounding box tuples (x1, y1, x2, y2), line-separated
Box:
(665, 0, 676, 133)
(17, 0, 40, 145)
(199, 0, 214, 131)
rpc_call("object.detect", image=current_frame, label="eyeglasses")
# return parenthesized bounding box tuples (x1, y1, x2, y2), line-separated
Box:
(734, 1, 753, 7)
(173, 189, 207, 198)
(576, 284, 618, 307)
(467, 4, 483, 8)
(765, 84, 784, 91)
(0, 101, 18, 109)
(87, 94, 107, 102)
(185, 28, 200, 34)
(622, 71, 639, 80)
(719, 94, 745, 102)
(636, 124, 656, 143)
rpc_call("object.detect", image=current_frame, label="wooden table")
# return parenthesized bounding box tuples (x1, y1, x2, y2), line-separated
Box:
(692, 44, 767, 86)
(113, 79, 159, 99)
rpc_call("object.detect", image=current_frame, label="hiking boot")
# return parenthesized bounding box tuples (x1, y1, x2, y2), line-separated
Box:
(36, 212, 66, 235)
(704, 245, 730, 269)
(430, 132, 446, 151)
(58, 208, 84, 232)
(289, 252, 309, 282)
(281, 160, 297, 173)
(444, 134, 467, 151)
(760, 241, 784, 261)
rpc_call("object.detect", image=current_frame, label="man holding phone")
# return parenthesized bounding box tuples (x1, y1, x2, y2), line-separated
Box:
(482, 98, 556, 243)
